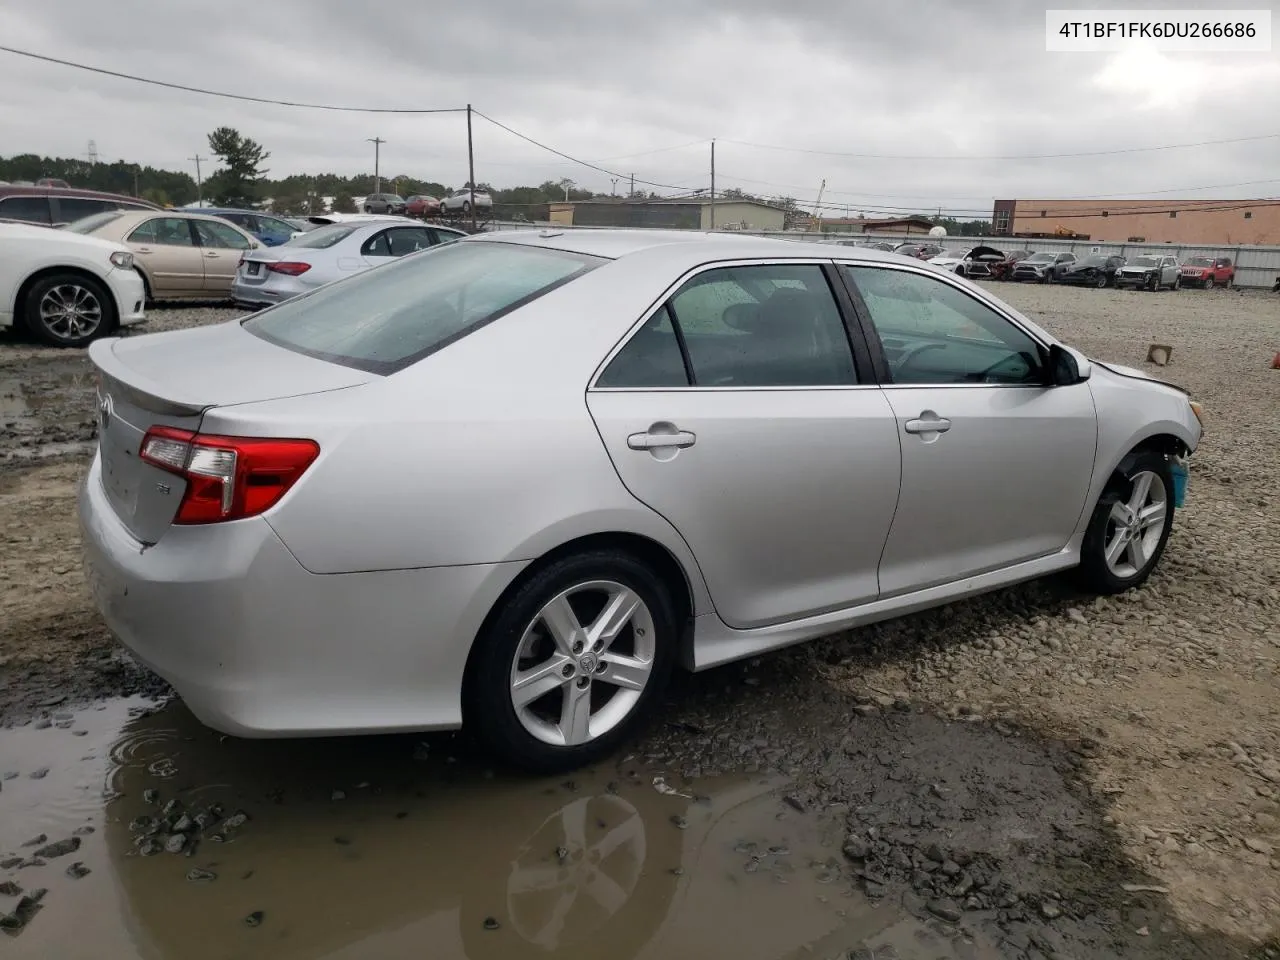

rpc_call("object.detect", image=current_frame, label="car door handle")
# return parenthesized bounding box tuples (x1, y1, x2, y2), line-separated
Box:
(135, 247, 152, 254)
(627, 428, 696, 450)
(203, 251, 220, 258)
(904, 416, 951, 434)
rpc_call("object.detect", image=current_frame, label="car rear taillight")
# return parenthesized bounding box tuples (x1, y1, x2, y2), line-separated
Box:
(139, 426, 319, 524)
(266, 262, 311, 276)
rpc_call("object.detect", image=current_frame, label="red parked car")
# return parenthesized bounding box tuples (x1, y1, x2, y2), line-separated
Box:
(987, 249, 1033, 281)
(405, 194, 441, 218)
(1179, 256, 1234, 289)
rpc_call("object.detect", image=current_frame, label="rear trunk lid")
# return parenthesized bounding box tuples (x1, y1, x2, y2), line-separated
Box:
(89, 320, 374, 543)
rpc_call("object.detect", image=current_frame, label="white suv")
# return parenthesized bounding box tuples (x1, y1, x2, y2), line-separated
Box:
(0, 222, 146, 347)
(439, 188, 493, 216)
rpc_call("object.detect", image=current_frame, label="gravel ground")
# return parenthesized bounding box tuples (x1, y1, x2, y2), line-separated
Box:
(1, 284, 1278, 958)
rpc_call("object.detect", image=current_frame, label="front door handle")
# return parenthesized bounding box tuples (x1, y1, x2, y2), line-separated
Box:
(204, 251, 220, 258)
(904, 415, 952, 435)
(627, 426, 696, 450)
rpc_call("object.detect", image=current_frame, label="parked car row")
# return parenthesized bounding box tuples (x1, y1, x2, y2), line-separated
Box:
(363, 189, 495, 219)
(922, 244, 1236, 291)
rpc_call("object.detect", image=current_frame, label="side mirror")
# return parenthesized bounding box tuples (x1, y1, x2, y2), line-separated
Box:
(1047, 343, 1091, 386)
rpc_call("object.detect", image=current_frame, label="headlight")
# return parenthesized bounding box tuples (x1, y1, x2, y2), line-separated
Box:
(109, 251, 134, 269)
(1189, 400, 1204, 426)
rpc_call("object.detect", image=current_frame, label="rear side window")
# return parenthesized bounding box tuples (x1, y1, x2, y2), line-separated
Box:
(597, 307, 688, 388)
(244, 240, 604, 374)
(0, 195, 52, 224)
(55, 197, 112, 223)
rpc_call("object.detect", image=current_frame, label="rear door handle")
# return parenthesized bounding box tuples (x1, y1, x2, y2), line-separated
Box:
(628, 428, 696, 450)
(904, 416, 951, 435)
(204, 251, 220, 258)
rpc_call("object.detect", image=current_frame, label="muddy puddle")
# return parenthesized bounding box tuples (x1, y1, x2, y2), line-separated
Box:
(0, 698, 1003, 959)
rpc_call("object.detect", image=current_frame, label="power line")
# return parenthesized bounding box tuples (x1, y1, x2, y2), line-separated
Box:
(0, 45, 467, 114)
(471, 110, 693, 192)
(719, 131, 1280, 162)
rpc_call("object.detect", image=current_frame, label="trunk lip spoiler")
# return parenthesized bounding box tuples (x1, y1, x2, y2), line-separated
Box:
(89, 338, 210, 417)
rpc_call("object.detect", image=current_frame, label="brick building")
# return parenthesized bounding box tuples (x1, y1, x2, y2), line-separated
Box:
(992, 199, 1280, 245)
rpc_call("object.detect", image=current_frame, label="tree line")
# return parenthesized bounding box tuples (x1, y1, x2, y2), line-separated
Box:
(1, 126, 990, 234)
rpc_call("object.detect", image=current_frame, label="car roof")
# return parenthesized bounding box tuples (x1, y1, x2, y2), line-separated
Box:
(469, 227, 923, 267)
(0, 184, 161, 207)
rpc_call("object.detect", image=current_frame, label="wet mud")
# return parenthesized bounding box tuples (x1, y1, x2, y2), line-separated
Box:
(1, 698, 1004, 960)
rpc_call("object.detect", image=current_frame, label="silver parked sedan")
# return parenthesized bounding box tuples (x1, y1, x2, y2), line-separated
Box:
(79, 229, 1204, 772)
(230, 218, 467, 308)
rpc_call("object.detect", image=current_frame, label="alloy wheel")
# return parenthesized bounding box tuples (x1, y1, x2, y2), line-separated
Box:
(38, 284, 103, 341)
(1103, 470, 1168, 579)
(509, 580, 656, 748)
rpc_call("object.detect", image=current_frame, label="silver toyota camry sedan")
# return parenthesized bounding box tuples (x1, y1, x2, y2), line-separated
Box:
(79, 229, 1204, 772)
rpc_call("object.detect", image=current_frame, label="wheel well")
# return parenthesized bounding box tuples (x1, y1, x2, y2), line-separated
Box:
(1101, 433, 1188, 497)
(462, 532, 696, 693)
(14, 266, 113, 321)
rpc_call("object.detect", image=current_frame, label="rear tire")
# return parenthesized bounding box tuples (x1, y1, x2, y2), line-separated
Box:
(1076, 450, 1175, 594)
(23, 272, 118, 348)
(1095, 273, 1108, 288)
(467, 549, 678, 773)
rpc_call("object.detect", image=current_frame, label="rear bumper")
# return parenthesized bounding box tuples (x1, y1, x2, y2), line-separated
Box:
(78, 453, 525, 737)
(230, 275, 306, 310)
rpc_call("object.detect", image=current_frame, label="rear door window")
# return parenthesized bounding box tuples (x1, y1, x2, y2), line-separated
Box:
(54, 196, 112, 224)
(194, 220, 252, 250)
(0, 195, 52, 224)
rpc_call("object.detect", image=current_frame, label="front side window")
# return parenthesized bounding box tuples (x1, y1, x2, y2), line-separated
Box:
(244, 240, 603, 374)
(843, 265, 1044, 386)
(256, 215, 295, 242)
(194, 219, 251, 250)
(129, 217, 195, 246)
(55, 197, 111, 223)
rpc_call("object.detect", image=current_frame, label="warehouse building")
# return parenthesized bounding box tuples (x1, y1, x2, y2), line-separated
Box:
(548, 198, 786, 231)
(992, 198, 1280, 245)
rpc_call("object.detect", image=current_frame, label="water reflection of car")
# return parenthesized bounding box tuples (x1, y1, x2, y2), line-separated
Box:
(101, 703, 896, 960)
(1179, 255, 1233, 289)
(1114, 254, 1181, 291)
(1010, 251, 1076, 283)
(926, 245, 1006, 279)
(230, 219, 466, 309)
(1057, 254, 1126, 289)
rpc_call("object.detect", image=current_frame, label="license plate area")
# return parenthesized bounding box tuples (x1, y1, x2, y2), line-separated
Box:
(246, 262, 261, 277)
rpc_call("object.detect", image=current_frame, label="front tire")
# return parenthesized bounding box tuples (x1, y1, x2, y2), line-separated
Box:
(467, 550, 678, 773)
(1077, 450, 1175, 594)
(1095, 272, 1108, 288)
(23, 272, 117, 347)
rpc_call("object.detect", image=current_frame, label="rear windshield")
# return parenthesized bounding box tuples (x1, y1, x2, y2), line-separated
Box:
(243, 240, 605, 374)
(64, 211, 123, 234)
(283, 224, 359, 249)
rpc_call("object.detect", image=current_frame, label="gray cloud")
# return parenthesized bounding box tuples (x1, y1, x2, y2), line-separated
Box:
(2, 0, 1278, 216)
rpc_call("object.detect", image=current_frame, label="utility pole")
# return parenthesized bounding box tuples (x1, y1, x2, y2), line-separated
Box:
(629, 172, 634, 197)
(132, 165, 140, 199)
(367, 137, 385, 194)
(709, 139, 716, 230)
(465, 104, 477, 232)
(610, 177, 620, 196)
(189, 154, 206, 205)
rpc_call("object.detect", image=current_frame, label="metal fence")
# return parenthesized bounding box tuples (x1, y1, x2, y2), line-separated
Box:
(482, 220, 1280, 289)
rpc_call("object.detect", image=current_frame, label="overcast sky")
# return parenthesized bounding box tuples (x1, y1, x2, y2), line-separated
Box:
(1, 0, 1278, 217)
